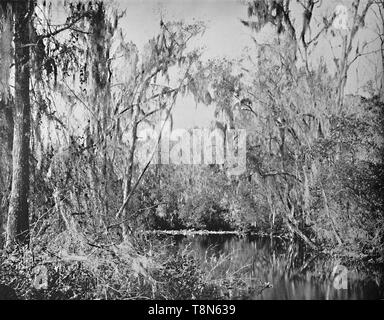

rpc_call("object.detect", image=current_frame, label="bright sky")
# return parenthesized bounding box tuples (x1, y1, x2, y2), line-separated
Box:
(43, 0, 382, 132)
(118, 0, 254, 129)
(114, 0, 382, 129)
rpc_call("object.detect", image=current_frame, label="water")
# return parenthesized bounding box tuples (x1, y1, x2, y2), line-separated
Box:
(171, 234, 383, 300)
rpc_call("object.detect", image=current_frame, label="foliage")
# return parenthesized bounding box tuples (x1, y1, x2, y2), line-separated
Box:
(0, 235, 260, 300)
(0, 0, 383, 300)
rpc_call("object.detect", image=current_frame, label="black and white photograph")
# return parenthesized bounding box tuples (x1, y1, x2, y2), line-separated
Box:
(0, 0, 383, 304)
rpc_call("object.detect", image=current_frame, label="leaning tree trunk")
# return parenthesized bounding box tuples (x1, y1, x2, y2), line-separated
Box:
(6, 0, 31, 246)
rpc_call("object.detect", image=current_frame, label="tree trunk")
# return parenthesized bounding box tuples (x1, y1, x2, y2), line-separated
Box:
(380, 33, 384, 103)
(6, 0, 31, 246)
(121, 105, 139, 238)
(0, 98, 13, 248)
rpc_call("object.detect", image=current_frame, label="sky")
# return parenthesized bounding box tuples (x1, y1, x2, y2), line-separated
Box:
(118, 0, 254, 129)
(41, 0, 383, 133)
(113, 0, 383, 129)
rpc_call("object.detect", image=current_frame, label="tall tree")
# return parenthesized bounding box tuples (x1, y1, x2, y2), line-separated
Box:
(0, 2, 14, 247)
(6, 0, 32, 246)
(4, 0, 99, 246)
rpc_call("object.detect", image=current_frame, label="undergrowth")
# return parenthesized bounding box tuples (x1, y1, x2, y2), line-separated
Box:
(0, 234, 270, 300)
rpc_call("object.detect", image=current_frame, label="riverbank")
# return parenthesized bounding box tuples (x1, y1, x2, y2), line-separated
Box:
(144, 229, 290, 239)
(144, 229, 384, 266)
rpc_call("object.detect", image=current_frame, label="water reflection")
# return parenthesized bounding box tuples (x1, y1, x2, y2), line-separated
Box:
(173, 235, 383, 300)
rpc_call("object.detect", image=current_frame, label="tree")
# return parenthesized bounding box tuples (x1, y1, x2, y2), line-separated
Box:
(241, 0, 374, 108)
(6, 0, 32, 246)
(112, 21, 204, 239)
(0, 2, 14, 247)
(3, 0, 98, 246)
(374, 0, 384, 101)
